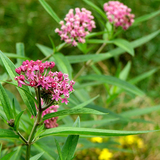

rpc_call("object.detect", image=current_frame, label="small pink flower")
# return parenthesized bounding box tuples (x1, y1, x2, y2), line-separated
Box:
(104, 1, 135, 30)
(55, 8, 96, 46)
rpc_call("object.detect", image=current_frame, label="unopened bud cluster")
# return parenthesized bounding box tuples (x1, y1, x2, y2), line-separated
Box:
(55, 8, 96, 46)
(104, 1, 135, 30)
(15, 60, 75, 104)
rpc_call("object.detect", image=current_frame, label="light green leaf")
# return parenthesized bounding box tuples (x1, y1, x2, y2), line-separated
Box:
(3, 53, 28, 60)
(119, 61, 131, 80)
(86, 39, 110, 43)
(39, 0, 61, 24)
(129, 68, 159, 84)
(30, 152, 44, 160)
(55, 138, 63, 160)
(120, 105, 160, 118)
(53, 52, 72, 79)
(40, 127, 158, 138)
(1, 151, 15, 160)
(66, 30, 160, 64)
(11, 146, 22, 160)
(0, 51, 37, 116)
(112, 39, 134, 56)
(16, 43, 25, 66)
(33, 142, 56, 160)
(83, 0, 107, 19)
(0, 129, 19, 139)
(79, 75, 144, 96)
(134, 10, 160, 25)
(0, 83, 13, 120)
(43, 108, 106, 120)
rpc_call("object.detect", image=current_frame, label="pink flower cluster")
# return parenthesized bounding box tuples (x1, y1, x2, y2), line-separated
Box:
(15, 60, 75, 104)
(104, 1, 135, 30)
(55, 8, 96, 46)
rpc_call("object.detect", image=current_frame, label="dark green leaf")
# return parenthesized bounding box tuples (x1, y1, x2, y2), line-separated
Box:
(14, 111, 24, 131)
(0, 83, 13, 120)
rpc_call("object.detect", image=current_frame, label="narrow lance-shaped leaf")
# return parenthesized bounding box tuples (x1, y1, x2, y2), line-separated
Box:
(16, 43, 25, 66)
(79, 75, 144, 96)
(40, 127, 159, 138)
(14, 111, 24, 131)
(53, 52, 72, 79)
(0, 51, 37, 116)
(58, 117, 80, 160)
(30, 152, 44, 160)
(39, 0, 61, 24)
(83, 0, 107, 19)
(55, 138, 63, 160)
(43, 108, 106, 120)
(0, 83, 13, 120)
(111, 39, 134, 56)
(66, 30, 160, 64)
(0, 129, 19, 139)
(1, 151, 16, 160)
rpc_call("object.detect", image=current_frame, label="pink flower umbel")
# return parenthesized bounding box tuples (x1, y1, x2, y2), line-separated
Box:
(15, 60, 75, 105)
(104, 1, 135, 30)
(55, 8, 96, 46)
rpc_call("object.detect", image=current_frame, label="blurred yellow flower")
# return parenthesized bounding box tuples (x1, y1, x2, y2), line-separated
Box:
(98, 148, 113, 160)
(118, 135, 144, 148)
(91, 137, 103, 143)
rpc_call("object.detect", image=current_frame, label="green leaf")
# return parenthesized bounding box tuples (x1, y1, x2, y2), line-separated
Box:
(3, 53, 28, 60)
(30, 152, 44, 160)
(16, 43, 25, 66)
(67, 30, 160, 64)
(14, 111, 24, 131)
(83, 0, 107, 19)
(39, 0, 61, 24)
(43, 108, 106, 120)
(86, 39, 110, 43)
(119, 61, 131, 80)
(0, 83, 13, 120)
(129, 68, 159, 84)
(134, 10, 160, 25)
(79, 75, 144, 96)
(60, 135, 79, 160)
(73, 116, 80, 127)
(73, 95, 99, 109)
(0, 144, 2, 158)
(11, 146, 22, 160)
(53, 52, 72, 79)
(0, 51, 37, 116)
(112, 39, 134, 56)
(55, 138, 63, 160)
(33, 142, 56, 160)
(120, 105, 160, 118)
(0, 129, 19, 139)
(40, 127, 158, 138)
(1, 151, 15, 160)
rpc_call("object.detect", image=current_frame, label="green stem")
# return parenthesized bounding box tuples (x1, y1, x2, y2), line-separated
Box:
(73, 43, 107, 81)
(17, 131, 28, 144)
(25, 86, 43, 160)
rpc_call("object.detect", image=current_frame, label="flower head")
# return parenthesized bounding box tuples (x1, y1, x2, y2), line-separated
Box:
(91, 137, 103, 143)
(98, 148, 113, 160)
(104, 1, 135, 30)
(15, 60, 75, 105)
(55, 8, 96, 46)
